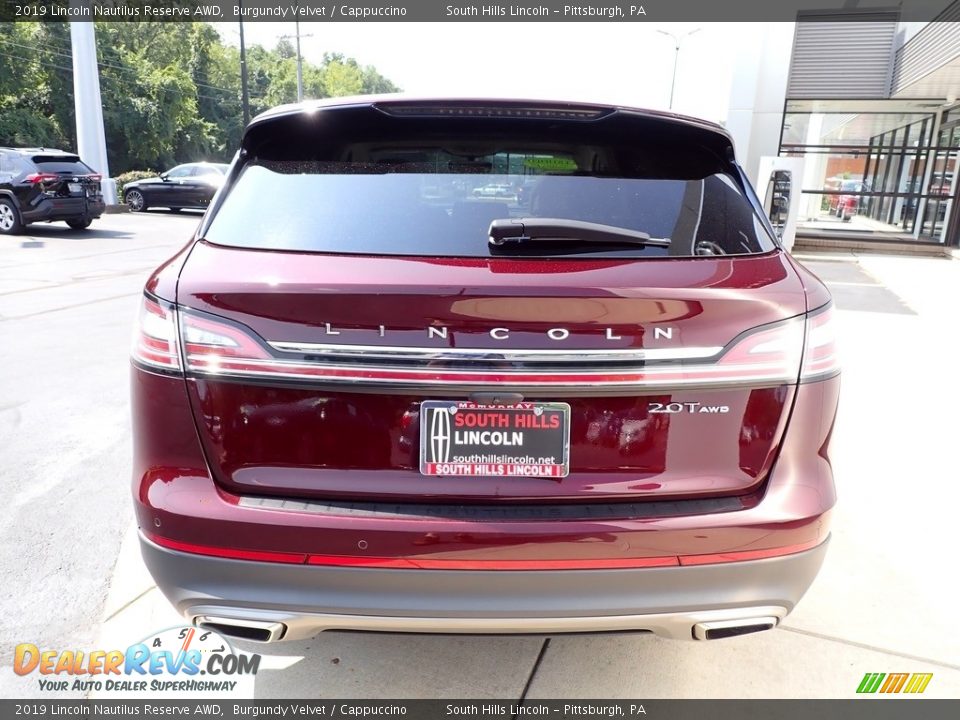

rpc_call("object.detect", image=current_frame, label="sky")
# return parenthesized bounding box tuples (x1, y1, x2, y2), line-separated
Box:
(213, 22, 754, 123)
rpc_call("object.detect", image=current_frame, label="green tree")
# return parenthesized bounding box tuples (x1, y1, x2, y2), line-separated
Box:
(0, 21, 400, 174)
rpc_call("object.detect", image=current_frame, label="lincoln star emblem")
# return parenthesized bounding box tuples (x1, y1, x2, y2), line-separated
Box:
(429, 407, 452, 463)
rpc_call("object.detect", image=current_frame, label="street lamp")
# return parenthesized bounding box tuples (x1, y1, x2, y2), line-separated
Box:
(656, 27, 700, 111)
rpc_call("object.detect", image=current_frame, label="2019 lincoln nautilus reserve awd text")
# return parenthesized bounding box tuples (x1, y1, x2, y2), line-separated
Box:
(131, 97, 840, 643)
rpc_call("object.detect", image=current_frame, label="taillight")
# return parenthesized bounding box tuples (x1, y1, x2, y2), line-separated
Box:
(181, 311, 270, 371)
(708, 316, 805, 385)
(132, 295, 180, 371)
(800, 304, 839, 381)
(159, 305, 838, 389)
(24, 173, 59, 184)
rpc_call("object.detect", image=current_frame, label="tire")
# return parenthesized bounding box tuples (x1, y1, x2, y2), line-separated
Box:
(0, 198, 23, 235)
(66, 218, 92, 230)
(125, 189, 147, 212)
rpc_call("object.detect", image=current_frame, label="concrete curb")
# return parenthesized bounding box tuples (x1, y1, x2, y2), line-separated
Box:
(103, 205, 129, 215)
(100, 521, 156, 622)
(794, 236, 949, 256)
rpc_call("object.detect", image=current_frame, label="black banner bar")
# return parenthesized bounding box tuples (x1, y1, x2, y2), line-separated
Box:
(1, 0, 959, 23)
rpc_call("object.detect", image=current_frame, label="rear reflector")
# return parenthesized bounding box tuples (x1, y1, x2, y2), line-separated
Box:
(677, 539, 821, 566)
(304, 554, 681, 570)
(146, 532, 821, 570)
(148, 534, 307, 564)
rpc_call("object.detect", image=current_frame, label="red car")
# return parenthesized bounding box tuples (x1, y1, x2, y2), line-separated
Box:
(827, 179, 869, 221)
(132, 98, 839, 643)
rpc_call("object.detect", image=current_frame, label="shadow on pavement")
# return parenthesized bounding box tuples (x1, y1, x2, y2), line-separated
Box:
(236, 634, 542, 699)
(800, 259, 916, 315)
(21, 225, 136, 241)
(135, 209, 206, 216)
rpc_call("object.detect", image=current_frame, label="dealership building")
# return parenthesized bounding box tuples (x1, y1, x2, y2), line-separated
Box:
(728, 3, 960, 250)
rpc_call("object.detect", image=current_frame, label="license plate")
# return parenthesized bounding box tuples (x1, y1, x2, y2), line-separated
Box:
(68, 183, 83, 194)
(420, 401, 570, 478)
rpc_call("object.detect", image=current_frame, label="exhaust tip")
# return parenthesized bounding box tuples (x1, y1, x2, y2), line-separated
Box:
(195, 616, 286, 643)
(693, 616, 778, 641)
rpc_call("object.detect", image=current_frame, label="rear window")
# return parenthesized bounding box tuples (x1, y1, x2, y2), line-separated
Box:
(32, 155, 94, 175)
(205, 113, 776, 259)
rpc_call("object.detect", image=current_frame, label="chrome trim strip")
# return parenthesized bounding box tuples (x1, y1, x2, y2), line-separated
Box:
(186, 355, 795, 387)
(186, 372, 788, 397)
(186, 605, 786, 642)
(195, 615, 286, 643)
(267, 341, 724, 364)
(237, 494, 746, 520)
(692, 616, 778, 641)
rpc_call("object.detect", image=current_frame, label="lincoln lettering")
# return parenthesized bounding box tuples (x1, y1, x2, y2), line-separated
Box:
(318, 324, 676, 341)
(455, 430, 523, 446)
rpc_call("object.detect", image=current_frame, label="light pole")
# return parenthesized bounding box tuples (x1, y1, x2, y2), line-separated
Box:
(280, 22, 313, 102)
(656, 28, 700, 111)
(295, 21, 303, 102)
(238, 5, 250, 126)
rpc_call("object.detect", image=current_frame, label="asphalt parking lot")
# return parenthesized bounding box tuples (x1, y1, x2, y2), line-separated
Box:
(1, 212, 959, 699)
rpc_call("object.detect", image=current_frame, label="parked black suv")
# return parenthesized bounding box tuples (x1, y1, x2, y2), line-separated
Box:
(0, 147, 105, 234)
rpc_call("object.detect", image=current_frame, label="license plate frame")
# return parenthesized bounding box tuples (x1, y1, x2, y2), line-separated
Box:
(419, 401, 571, 478)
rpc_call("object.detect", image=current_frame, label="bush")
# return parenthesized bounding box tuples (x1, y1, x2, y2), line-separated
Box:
(114, 170, 158, 199)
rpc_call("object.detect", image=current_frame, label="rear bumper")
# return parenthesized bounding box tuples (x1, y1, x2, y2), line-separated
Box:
(131, 369, 839, 640)
(22, 195, 105, 223)
(140, 532, 828, 641)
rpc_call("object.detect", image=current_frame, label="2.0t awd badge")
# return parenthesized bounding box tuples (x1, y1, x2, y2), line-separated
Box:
(648, 402, 731, 414)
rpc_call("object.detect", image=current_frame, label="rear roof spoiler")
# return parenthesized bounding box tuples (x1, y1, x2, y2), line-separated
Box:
(242, 95, 736, 150)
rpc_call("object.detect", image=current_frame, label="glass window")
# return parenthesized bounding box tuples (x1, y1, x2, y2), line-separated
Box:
(205, 153, 776, 259)
(165, 165, 193, 179)
(780, 109, 942, 238)
(31, 155, 95, 175)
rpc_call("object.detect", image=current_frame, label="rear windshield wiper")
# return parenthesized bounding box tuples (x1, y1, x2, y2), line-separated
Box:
(488, 218, 671, 249)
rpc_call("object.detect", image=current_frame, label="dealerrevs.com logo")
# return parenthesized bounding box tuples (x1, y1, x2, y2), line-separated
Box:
(14, 627, 259, 694)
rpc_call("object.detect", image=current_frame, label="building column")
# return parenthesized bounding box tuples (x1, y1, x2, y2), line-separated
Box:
(70, 18, 117, 205)
(800, 113, 827, 222)
(725, 23, 796, 187)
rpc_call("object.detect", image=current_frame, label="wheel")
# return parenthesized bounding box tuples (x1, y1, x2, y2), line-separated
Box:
(0, 198, 23, 235)
(125, 189, 147, 212)
(66, 218, 92, 230)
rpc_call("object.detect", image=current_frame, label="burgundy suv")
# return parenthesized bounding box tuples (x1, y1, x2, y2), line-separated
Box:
(132, 98, 839, 643)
